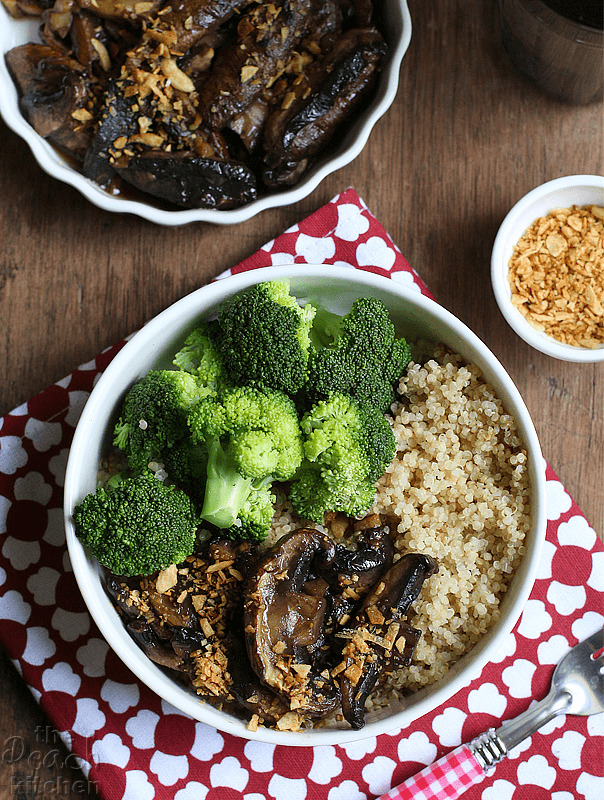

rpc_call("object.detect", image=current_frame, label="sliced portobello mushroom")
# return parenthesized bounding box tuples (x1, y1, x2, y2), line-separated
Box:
(199, 0, 313, 129)
(337, 552, 438, 729)
(262, 25, 387, 186)
(115, 150, 258, 209)
(6, 42, 98, 161)
(243, 528, 341, 717)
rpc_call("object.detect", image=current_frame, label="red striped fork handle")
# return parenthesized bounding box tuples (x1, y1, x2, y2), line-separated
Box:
(376, 734, 506, 800)
(375, 685, 569, 800)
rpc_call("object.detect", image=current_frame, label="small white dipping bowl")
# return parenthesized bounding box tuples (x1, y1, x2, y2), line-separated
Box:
(0, 2, 411, 226)
(491, 175, 604, 363)
(64, 265, 547, 745)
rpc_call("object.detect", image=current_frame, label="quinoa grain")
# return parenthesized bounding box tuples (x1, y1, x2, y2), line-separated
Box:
(370, 348, 530, 690)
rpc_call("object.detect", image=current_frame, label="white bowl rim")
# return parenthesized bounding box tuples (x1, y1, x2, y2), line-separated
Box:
(491, 174, 604, 363)
(64, 264, 547, 745)
(0, 2, 412, 226)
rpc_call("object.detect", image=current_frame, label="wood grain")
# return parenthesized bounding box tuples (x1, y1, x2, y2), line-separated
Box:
(0, 1, 602, 797)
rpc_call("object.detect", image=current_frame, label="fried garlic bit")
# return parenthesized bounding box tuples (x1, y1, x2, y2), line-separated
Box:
(508, 205, 604, 348)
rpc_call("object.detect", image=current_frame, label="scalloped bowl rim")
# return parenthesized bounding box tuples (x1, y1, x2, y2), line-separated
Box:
(0, 2, 411, 226)
(491, 174, 604, 362)
(63, 265, 547, 745)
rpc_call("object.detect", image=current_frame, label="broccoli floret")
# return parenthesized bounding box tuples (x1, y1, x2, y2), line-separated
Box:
(188, 385, 303, 537)
(229, 481, 275, 542)
(113, 370, 206, 474)
(172, 319, 230, 395)
(216, 279, 316, 396)
(162, 437, 208, 507)
(289, 392, 396, 523)
(306, 296, 411, 413)
(72, 473, 200, 576)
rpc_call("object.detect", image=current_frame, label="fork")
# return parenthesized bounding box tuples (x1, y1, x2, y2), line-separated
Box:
(377, 628, 604, 800)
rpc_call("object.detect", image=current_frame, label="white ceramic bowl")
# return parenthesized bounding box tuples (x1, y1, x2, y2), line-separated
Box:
(63, 265, 547, 745)
(0, 2, 411, 226)
(491, 175, 604, 362)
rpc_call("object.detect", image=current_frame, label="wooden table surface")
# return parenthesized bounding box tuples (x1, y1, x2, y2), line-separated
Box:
(0, 1, 602, 797)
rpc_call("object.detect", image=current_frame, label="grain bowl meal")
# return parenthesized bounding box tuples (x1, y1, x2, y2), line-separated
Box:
(3, 0, 390, 210)
(70, 279, 531, 733)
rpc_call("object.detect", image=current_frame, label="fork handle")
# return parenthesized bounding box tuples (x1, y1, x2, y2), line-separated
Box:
(376, 687, 573, 800)
(495, 686, 572, 752)
(376, 745, 485, 800)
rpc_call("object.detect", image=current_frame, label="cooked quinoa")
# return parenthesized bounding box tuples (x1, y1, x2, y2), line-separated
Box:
(369, 347, 530, 690)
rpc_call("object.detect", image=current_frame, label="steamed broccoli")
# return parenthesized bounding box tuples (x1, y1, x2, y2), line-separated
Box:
(188, 385, 303, 538)
(113, 369, 206, 474)
(306, 296, 411, 413)
(230, 481, 275, 541)
(216, 279, 316, 396)
(172, 319, 230, 395)
(72, 473, 200, 576)
(289, 391, 396, 523)
(161, 437, 208, 507)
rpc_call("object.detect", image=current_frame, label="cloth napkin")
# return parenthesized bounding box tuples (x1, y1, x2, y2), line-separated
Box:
(1, 188, 602, 800)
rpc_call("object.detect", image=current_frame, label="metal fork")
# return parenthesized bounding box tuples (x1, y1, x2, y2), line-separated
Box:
(377, 628, 604, 800)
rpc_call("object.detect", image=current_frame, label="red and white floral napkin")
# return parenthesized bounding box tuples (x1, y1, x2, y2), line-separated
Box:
(1, 189, 602, 800)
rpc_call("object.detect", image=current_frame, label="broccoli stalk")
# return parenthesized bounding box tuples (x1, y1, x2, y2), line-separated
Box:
(188, 385, 303, 540)
(306, 296, 412, 414)
(202, 434, 253, 529)
(289, 391, 396, 523)
(216, 279, 316, 396)
(72, 473, 200, 576)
